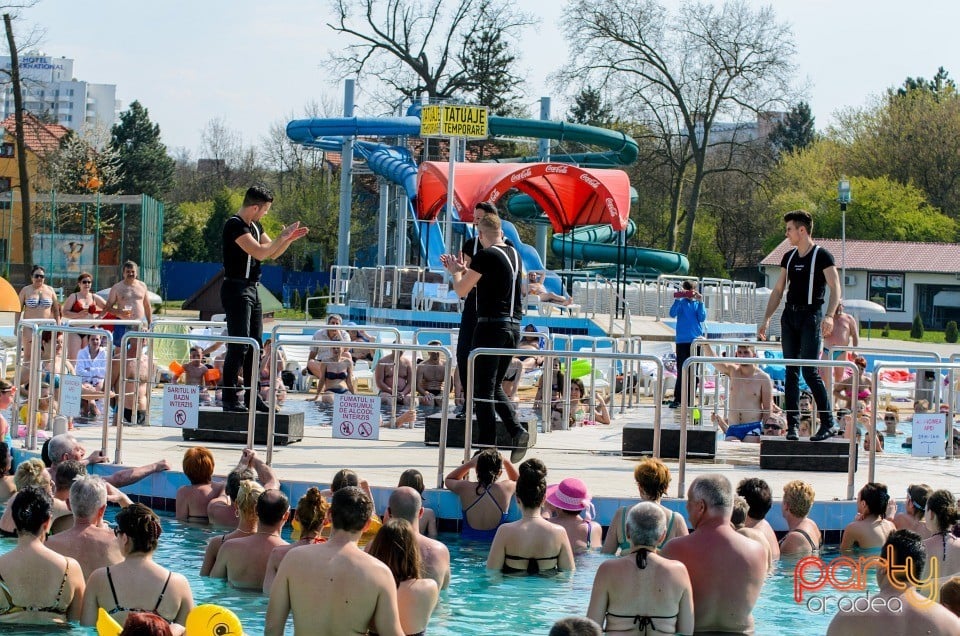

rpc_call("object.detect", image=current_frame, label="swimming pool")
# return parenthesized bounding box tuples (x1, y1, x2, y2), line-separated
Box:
(0, 509, 873, 635)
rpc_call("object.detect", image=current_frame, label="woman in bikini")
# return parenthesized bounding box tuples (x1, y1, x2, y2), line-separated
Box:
(602, 458, 688, 555)
(568, 378, 610, 426)
(263, 487, 328, 594)
(444, 448, 518, 542)
(82, 503, 195, 628)
(545, 477, 602, 553)
(922, 490, 960, 578)
(778, 480, 822, 556)
(516, 324, 545, 371)
(0, 486, 85, 626)
(16, 265, 61, 379)
(61, 271, 106, 360)
(174, 447, 223, 523)
(588, 502, 694, 635)
(894, 483, 933, 539)
(840, 482, 896, 551)
(258, 339, 287, 407)
(368, 519, 439, 636)
(199, 479, 263, 576)
(487, 458, 574, 575)
(311, 345, 355, 403)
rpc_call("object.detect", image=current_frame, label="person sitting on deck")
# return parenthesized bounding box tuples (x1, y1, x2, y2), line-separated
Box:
(375, 351, 413, 406)
(308, 345, 355, 403)
(702, 341, 773, 442)
(525, 271, 573, 306)
(416, 341, 447, 408)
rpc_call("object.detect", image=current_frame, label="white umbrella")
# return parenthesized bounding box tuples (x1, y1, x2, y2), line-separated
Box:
(842, 299, 886, 317)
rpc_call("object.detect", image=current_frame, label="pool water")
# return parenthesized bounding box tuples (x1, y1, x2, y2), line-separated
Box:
(0, 510, 877, 635)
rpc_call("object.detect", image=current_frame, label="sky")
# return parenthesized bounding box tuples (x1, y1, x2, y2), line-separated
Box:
(14, 0, 960, 155)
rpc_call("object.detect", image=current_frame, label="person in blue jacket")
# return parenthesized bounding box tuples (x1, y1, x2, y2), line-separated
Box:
(668, 281, 706, 408)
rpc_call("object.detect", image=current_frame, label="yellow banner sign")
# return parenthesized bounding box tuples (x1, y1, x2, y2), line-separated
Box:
(420, 104, 488, 138)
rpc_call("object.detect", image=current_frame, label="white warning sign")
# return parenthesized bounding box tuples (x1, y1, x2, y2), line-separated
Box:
(163, 384, 199, 429)
(332, 394, 380, 440)
(59, 374, 83, 418)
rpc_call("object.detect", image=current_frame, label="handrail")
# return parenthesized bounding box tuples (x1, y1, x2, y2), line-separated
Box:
(829, 345, 942, 363)
(869, 361, 960, 483)
(596, 275, 633, 339)
(28, 324, 115, 452)
(11, 319, 57, 441)
(677, 356, 859, 499)
(461, 348, 664, 463)
(111, 331, 260, 465)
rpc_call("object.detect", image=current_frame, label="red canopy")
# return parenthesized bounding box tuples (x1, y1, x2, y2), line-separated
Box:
(416, 162, 631, 231)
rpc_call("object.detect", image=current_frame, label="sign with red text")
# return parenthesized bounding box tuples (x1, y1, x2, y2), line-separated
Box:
(332, 394, 380, 440)
(912, 413, 946, 457)
(162, 384, 199, 429)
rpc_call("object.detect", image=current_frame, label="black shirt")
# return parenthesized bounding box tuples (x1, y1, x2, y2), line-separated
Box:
(780, 245, 835, 307)
(223, 215, 263, 280)
(469, 244, 523, 321)
(460, 236, 513, 321)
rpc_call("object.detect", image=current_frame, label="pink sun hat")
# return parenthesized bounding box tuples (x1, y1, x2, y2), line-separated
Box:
(545, 478, 595, 518)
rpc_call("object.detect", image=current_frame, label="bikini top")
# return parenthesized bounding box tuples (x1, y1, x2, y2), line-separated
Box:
(462, 488, 508, 524)
(603, 549, 679, 633)
(106, 567, 173, 622)
(325, 370, 349, 381)
(502, 550, 562, 575)
(23, 296, 53, 309)
(0, 558, 70, 616)
(779, 527, 821, 552)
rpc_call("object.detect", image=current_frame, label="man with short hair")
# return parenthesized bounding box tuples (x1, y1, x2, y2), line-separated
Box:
(210, 488, 290, 589)
(46, 433, 169, 489)
(104, 260, 152, 348)
(265, 486, 404, 636)
(386, 486, 450, 589)
(703, 341, 773, 442)
(221, 185, 308, 413)
(661, 474, 767, 634)
(442, 210, 529, 462)
(820, 301, 859, 390)
(736, 477, 781, 560)
(759, 209, 842, 441)
(827, 529, 960, 635)
(46, 474, 124, 579)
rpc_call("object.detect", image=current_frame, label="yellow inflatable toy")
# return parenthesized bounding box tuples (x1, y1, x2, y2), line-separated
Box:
(97, 604, 244, 635)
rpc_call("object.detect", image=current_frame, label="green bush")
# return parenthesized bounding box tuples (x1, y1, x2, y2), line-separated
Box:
(881, 324, 890, 338)
(946, 321, 959, 343)
(911, 314, 925, 339)
(308, 285, 329, 319)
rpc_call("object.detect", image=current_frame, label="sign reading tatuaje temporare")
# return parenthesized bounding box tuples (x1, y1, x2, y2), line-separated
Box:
(420, 104, 488, 139)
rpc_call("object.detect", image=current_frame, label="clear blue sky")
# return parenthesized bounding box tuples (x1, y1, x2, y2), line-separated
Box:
(16, 0, 960, 154)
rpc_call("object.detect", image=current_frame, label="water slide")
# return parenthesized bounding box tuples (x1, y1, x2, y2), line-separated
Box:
(287, 115, 686, 277)
(551, 227, 690, 274)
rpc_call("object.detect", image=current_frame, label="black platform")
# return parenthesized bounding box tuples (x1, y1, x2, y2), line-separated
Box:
(759, 437, 856, 472)
(424, 413, 538, 449)
(622, 422, 717, 458)
(182, 409, 304, 445)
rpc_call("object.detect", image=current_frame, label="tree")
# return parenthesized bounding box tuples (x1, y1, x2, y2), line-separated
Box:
(200, 188, 243, 263)
(836, 76, 960, 217)
(457, 25, 525, 115)
(560, 0, 796, 253)
(897, 66, 956, 99)
(42, 131, 121, 194)
(568, 86, 614, 127)
(326, 0, 534, 104)
(4, 13, 31, 267)
(769, 101, 815, 155)
(109, 101, 175, 200)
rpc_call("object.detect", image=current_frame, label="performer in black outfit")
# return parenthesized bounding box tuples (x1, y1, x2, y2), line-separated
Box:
(455, 201, 511, 416)
(221, 185, 308, 412)
(442, 211, 529, 462)
(759, 209, 842, 441)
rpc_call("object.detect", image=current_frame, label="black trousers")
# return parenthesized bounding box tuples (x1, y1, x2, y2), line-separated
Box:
(456, 311, 477, 390)
(472, 321, 521, 447)
(221, 280, 262, 404)
(674, 341, 693, 403)
(781, 305, 833, 431)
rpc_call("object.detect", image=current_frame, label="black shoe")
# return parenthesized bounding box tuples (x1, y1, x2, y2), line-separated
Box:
(810, 424, 837, 442)
(222, 401, 248, 413)
(786, 426, 799, 441)
(255, 397, 270, 413)
(454, 405, 466, 419)
(667, 401, 680, 409)
(510, 430, 530, 463)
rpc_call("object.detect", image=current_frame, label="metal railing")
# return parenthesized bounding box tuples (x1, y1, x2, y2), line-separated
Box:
(677, 356, 859, 499)
(460, 347, 664, 465)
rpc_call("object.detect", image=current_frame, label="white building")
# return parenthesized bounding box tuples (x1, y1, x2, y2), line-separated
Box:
(0, 52, 119, 133)
(760, 239, 960, 329)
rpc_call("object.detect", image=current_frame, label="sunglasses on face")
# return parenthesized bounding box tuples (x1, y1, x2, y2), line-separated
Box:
(33, 273, 44, 279)
(80, 280, 92, 284)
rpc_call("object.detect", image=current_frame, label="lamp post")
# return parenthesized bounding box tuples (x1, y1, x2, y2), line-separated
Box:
(837, 178, 851, 290)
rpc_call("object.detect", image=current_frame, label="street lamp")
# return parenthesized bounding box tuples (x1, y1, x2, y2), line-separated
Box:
(837, 178, 851, 290)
